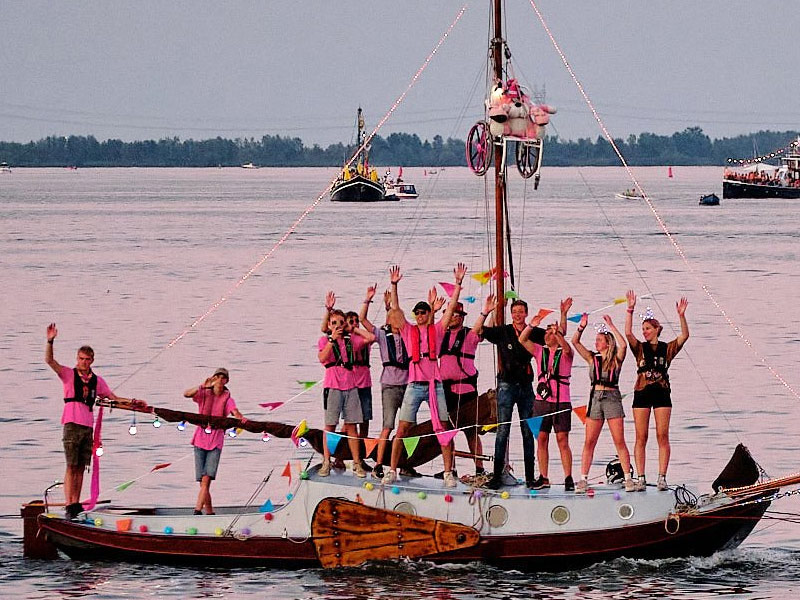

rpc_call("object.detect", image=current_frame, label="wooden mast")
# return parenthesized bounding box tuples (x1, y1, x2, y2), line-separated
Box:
(492, 0, 506, 327)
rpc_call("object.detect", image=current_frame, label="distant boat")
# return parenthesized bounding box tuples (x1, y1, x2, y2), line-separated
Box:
(699, 193, 720, 206)
(241, 162, 258, 169)
(723, 137, 800, 199)
(0, 162, 11, 174)
(614, 189, 644, 200)
(383, 166, 419, 200)
(330, 108, 388, 202)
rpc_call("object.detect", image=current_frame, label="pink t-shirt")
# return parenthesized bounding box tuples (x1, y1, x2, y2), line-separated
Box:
(353, 339, 373, 389)
(190, 387, 238, 451)
(58, 365, 113, 427)
(531, 344, 573, 404)
(399, 321, 445, 383)
(438, 326, 480, 394)
(318, 335, 367, 390)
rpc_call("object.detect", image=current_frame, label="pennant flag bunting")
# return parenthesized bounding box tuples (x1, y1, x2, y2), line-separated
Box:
(115, 480, 135, 492)
(291, 419, 309, 446)
(325, 432, 342, 455)
(471, 270, 492, 285)
(491, 268, 509, 281)
(363, 437, 379, 459)
(281, 461, 292, 485)
(525, 417, 543, 437)
(482, 423, 498, 432)
(259, 401, 285, 411)
(435, 429, 458, 447)
(115, 518, 133, 532)
(463, 296, 477, 304)
(567, 314, 582, 323)
(534, 308, 553, 321)
(298, 381, 318, 389)
(402, 436, 421, 458)
(151, 462, 171, 472)
(504, 290, 519, 299)
(439, 281, 456, 297)
(573, 405, 587, 424)
(259, 499, 274, 513)
(613, 297, 626, 305)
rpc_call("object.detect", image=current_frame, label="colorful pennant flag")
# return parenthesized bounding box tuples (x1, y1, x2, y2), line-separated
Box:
(259, 499, 274, 513)
(525, 417, 543, 437)
(402, 436, 421, 458)
(325, 431, 342, 455)
(534, 308, 553, 321)
(471, 270, 492, 285)
(115, 518, 133, 532)
(504, 290, 519, 299)
(435, 429, 458, 447)
(482, 423, 498, 432)
(567, 314, 583, 323)
(259, 401, 285, 411)
(151, 463, 171, 472)
(362, 437, 379, 459)
(115, 480, 135, 492)
(613, 297, 626, 305)
(439, 282, 456, 297)
(463, 296, 477, 304)
(281, 461, 292, 486)
(291, 419, 309, 446)
(297, 381, 318, 389)
(573, 405, 587, 424)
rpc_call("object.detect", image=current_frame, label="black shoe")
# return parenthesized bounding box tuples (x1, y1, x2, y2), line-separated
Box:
(564, 475, 575, 492)
(530, 475, 550, 490)
(475, 467, 486, 476)
(433, 469, 458, 480)
(359, 461, 373, 473)
(65, 502, 83, 520)
(193, 509, 203, 515)
(485, 476, 503, 490)
(400, 467, 422, 478)
(373, 464, 384, 479)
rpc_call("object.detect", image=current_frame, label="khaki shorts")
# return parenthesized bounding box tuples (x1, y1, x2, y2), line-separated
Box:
(63, 423, 93, 468)
(323, 388, 363, 426)
(381, 384, 406, 429)
(588, 388, 625, 421)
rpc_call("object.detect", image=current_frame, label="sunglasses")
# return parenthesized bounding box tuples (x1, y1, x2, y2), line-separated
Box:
(413, 309, 430, 316)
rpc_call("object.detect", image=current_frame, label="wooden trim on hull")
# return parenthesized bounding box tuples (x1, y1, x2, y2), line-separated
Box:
(723, 180, 800, 199)
(330, 176, 388, 202)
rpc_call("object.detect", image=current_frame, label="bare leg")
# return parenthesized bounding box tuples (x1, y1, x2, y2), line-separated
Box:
(344, 423, 361, 463)
(64, 465, 84, 504)
(555, 431, 572, 478)
(633, 407, 651, 477)
(389, 421, 413, 472)
(439, 421, 455, 472)
(358, 421, 369, 439)
(322, 424, 336, 462)
(537, 431, 550, 478)
(581, 418, 603, 477)
(606, 417, 632, 475)
(653, 407, 672, 476)
(196, 475, 212, 513)
(375, 427, 393, 465)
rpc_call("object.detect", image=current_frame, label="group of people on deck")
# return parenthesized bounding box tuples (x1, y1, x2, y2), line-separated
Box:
(318, 264, 690, 493)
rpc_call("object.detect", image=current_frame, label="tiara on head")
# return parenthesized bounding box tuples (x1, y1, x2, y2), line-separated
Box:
(593, 322, 609, 334)
(639, 307, 655, 322)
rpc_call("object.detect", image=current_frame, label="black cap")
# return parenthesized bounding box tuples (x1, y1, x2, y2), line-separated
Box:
(412, 301, 431, 313)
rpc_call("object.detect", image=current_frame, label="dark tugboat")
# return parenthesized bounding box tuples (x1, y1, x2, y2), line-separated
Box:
(330, 108, 387, 202)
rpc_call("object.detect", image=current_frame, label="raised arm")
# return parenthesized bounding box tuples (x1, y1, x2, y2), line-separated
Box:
(604, 314, 627, 362)
(184, 377, 213, 398)
(554, 326, 573, 359)
(472, 294, 497, 336)
(559, 297, 572, 335)
(389, 265, 402, 311)
(318, 326, 342, 363)
(439, 262, 466, 330)
(519, 313, 544, 344)
(359, 284, 377, 332)
(351, 326, 376, 344)
(675, 297, 690, 347)
(45, 323, 62, 373)
(321, 291, 336, 333)
(571, 313, 595, 364)
(624, 289, 640, 348)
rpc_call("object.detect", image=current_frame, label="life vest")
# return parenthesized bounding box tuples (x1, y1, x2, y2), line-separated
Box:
(637, 341, 670, 384)
(440, 326, 477, 385)
(325, 335, 355, 370)
(64, 368, 98, 409)
(590, 353, 619, 388)
(353, 343, 370, 367)
(410, 324, 437, 364)
(537, 347, 570, 401)
(380, 325, 409, 370)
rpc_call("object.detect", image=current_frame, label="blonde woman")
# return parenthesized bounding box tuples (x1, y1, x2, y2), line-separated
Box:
(572, 314, 634, 493)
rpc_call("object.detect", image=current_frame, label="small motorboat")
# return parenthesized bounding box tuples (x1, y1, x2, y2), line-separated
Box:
(241, 162, 258, 169)
(0, 162, 11, 173)
(615, 189, 644, 200)
(699, 193, 720, 206)
(385, 182, 419, 200)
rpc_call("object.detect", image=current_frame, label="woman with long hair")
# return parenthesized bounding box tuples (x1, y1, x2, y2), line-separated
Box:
(572, 314, 634, 493)
(624, 290, 689, 491)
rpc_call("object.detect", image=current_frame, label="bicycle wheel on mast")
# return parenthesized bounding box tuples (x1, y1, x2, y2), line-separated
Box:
(466, 121, 492, 176)
(515, 140, 542, 179)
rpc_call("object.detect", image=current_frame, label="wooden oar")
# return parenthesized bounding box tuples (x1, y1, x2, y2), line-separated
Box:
(311, 498, 479, 568)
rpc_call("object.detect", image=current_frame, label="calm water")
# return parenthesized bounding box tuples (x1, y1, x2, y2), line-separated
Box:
(2, 166, 800, 598)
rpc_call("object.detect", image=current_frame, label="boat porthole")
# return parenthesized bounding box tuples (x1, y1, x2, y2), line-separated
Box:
(618, 503, 634, 520)
(550, 505, 570, 526)
(393, 502, 416, 516)
(486, 504, 508, 528)
(665, 513, 680, 535)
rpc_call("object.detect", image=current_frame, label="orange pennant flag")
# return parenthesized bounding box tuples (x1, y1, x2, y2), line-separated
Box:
(281, 461, 292, 486)
(534, 308, 554, 321)
(363, 437, 380, 459)
(151, 463, 171, 472)
(573, 405, 587, 424)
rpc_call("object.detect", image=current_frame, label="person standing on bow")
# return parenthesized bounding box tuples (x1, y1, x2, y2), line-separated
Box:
(359, 286, 409, 480)
(520, 298, 574, 492)
(184, 368, 244, 515)
(625, 291, 689, 491)
(381, 263, 467, 489)
(475, 296, 564, 490)
(572, 314, 634, 494)
(438, 300, 485, 477)
(45, 323, 132, 520)
(318, 301, 376, 478)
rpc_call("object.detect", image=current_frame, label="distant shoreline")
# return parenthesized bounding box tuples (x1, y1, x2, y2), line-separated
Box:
(1, 127, 797, 168)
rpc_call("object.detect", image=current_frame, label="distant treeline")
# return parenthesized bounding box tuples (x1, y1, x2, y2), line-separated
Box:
(0, 127, 797, 167)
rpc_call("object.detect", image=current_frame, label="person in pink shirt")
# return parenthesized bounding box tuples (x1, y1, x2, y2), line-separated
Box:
(45, 323, 132, 520)
(381, 263, 467, 489)
(183, 367, 244, 515)
(318, 304, 376, 478)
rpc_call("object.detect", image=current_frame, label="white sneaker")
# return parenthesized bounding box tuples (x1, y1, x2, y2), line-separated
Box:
(634, 476, 647, 492)
(318, 460, 331, 477)
(624, 477, 635, 492)
(382, 470, 398, 485)
(657, 475, 668, 491)
(353, 462, 366, 478)
(443, 471, 457, 488)
(575, 479, 588, 494)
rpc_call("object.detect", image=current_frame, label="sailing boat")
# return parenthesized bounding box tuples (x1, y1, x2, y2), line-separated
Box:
(330, 107, 388, 202)
(27, 2, 800, 569)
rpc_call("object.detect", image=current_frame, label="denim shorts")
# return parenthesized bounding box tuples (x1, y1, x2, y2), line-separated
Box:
(588, 388, 625, 420)
(358, 387, 373, 421)
(397, 381, 449, 424)
(194, 446, 222, 481)
(323, 388, 363, 426)
(381, 384, 406, 429)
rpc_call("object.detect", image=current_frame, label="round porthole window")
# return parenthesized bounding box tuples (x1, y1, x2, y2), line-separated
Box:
(551, 505, 570, 525)
(486, 504, 509, 528)
(393, 502, 416, 516)
(618, 503, 634, 520)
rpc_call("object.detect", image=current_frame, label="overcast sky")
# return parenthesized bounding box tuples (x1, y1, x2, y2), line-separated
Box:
(1, 1, 798, 146)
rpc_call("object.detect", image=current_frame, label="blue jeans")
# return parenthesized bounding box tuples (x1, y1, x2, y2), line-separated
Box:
(493, 379, 536, 483)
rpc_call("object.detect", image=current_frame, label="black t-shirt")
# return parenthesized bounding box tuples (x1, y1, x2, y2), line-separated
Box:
(482, 324, 545, 384)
